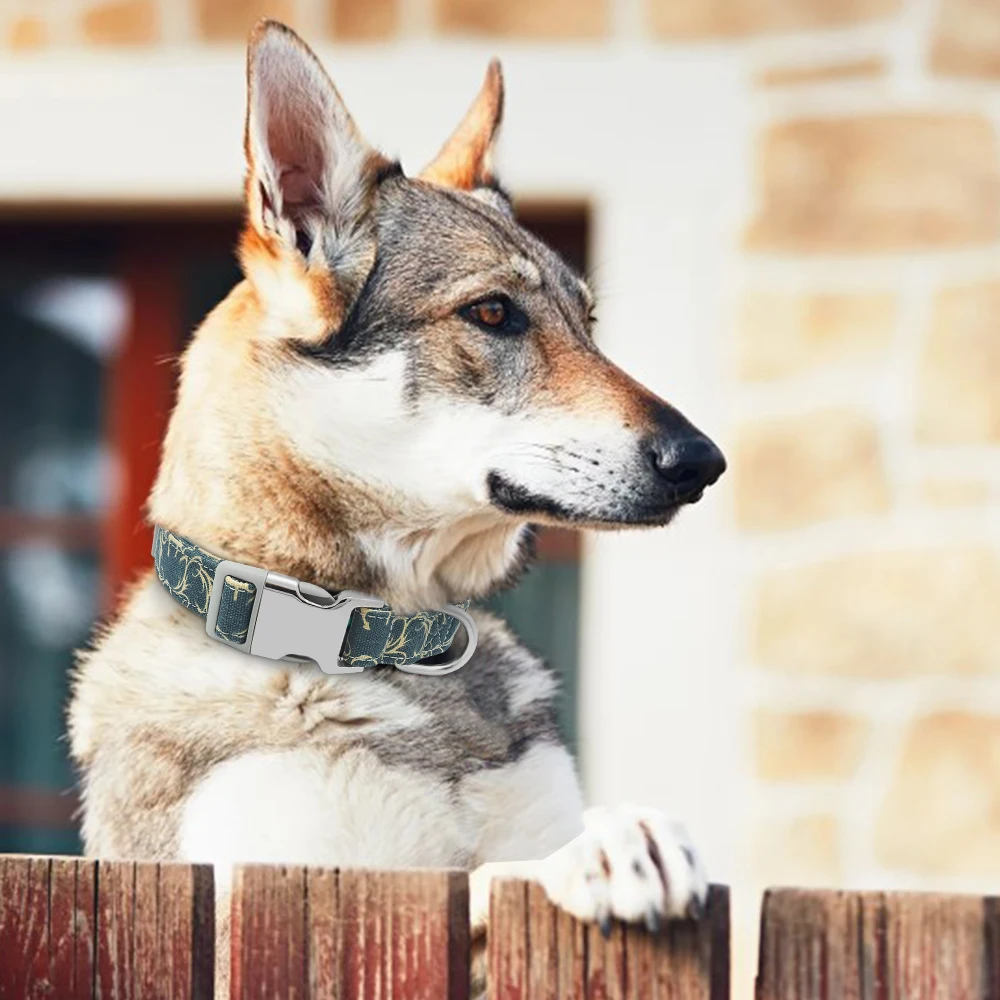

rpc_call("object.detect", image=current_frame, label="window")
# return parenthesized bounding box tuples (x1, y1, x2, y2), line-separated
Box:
(0, 234, 121, 853)
(0, 204, 589, 852)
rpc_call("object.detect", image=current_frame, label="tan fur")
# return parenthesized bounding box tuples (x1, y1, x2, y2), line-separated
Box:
(420, 59, 504, 191)
(69, 23, 720, 998)
(237, 227, 346, 337)
(535, 330, 659, 425)
(149, 289, 379, 587)
(146, 287, 526, 609)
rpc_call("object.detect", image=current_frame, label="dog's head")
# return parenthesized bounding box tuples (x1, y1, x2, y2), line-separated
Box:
(162, 22, 724, 598)
(237, 22, 724, 529)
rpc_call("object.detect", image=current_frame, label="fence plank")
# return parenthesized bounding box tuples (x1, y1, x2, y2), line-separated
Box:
(230, 866, 470, 1000)
(307, 868, 341, 999)
(161, 863, 216, 1000)
(96, 860, 214, 1000)
(95, 858, 135, 999)
(50, 857, 97, 998)
(0, 855, 97, 1000)
(0, 855, 213, 1000)
(757, 887, 1000, 1000)
(488, 881, 730, 1000)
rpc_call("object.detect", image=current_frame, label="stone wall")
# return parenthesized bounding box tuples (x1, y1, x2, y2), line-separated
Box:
(731, 4, 1000, 894)
(5, 0, 1000, 991)
(724, 0, 1000, 985)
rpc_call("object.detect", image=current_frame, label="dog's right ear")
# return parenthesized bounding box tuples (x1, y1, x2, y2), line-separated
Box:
(240, 20, 388, 338)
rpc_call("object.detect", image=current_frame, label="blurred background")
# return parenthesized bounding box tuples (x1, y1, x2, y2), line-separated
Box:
(2, 0, 1000, 986)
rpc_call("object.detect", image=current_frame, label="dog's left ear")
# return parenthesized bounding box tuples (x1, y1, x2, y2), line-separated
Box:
(241, 20, 389, 334)
(419, 60, 504, 191)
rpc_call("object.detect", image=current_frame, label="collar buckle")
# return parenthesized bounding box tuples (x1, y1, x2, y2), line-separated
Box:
(205, 559, 383, 674)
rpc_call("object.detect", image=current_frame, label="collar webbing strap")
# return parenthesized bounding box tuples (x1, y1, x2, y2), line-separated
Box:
(152, 526, 469, 670)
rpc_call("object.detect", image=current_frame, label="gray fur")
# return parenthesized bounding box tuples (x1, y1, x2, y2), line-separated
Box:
(362, 621, 562, 781)
(68, 33, 722, 960)
(73, 607, 561, 861)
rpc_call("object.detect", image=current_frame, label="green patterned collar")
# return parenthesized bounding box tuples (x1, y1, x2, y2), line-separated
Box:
(152, 526, 476, 676)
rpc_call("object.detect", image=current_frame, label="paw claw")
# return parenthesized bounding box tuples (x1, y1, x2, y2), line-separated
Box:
(686, 895, 704, 921)
(599, 913, 613, 939)
(644, 907, 661, 934)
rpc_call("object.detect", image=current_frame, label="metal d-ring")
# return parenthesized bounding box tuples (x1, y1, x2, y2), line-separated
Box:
(394, 603, 478, 676)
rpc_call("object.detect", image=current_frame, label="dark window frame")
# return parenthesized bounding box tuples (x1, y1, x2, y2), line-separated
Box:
(0, 201, 588, 833)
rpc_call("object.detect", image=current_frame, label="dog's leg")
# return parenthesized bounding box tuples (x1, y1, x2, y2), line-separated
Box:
(536, 805, 706, 925)
(464, 744, 707, 995)
(471, 805, 706, 934)
(468, 808, 706, 997)
(178, 746, 478, 999)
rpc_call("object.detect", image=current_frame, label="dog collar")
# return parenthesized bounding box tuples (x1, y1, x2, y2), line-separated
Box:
(151, 526, 477, 675)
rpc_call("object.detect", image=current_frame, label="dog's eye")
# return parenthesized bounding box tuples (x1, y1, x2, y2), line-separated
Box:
(472, 300, 506, 326)
(459, 296, 527, 335)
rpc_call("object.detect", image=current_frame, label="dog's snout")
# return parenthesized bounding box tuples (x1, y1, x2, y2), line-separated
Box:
(648, 433, 726, 504)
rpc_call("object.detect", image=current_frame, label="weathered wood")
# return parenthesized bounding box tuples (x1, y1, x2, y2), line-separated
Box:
(95, 860, 214, 1000)
(50, 857, 97, 998)
(756, 887, 1000, 1000)
(230, 866, 470, 1000)
(0, 855, 213, 1000)
(95, 858, 135, 998)
(0, 855, 96, 1000)
(488, 880, 730, 1000)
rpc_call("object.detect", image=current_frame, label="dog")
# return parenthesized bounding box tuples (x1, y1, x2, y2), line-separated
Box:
(68, 20, 726, 995)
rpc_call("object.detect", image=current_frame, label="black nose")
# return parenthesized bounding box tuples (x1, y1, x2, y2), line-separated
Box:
(649, 434, 727, 504)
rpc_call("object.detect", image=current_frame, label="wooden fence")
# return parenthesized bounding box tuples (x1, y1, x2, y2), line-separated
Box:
(1, 854, 997, 998)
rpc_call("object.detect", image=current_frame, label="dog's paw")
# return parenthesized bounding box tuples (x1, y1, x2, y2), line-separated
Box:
(536, 805, 707, 934)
